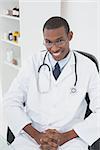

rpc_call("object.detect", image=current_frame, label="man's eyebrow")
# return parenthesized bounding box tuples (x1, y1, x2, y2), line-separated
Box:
(45, 37, 64, 42)
(56, 37, 64, 40)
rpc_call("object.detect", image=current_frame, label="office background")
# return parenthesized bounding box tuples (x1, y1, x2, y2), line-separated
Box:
(0, 0, 99, 139)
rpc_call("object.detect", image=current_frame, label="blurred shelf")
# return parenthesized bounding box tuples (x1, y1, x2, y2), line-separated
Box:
(4, 61, 21, 71)
(0, 14, 20, 21)
(1, 39, 20, 47)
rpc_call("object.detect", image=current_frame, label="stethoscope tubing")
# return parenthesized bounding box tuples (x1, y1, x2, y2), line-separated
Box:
(73, 52, 77, 86)
(38, 51, 50, 73)
(38, 50, 77, 93)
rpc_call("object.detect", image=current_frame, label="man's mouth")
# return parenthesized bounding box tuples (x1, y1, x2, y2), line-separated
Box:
(52, 51, 61, 57)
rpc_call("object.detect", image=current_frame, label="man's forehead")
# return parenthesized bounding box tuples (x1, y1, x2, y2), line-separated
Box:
(43, 26, 66, 33)
(43, 27, 67, 40)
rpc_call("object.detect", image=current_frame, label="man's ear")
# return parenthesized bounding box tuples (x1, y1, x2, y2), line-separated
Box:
(68, 31, 73, 41)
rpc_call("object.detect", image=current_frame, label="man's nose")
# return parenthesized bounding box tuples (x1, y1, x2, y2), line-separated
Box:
(51, 44, 59, 51)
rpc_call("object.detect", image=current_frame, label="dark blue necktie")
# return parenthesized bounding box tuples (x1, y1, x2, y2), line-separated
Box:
(53, 62, 61, 80)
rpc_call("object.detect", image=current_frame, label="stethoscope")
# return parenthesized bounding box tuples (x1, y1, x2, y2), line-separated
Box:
(37, 51, 77, 94)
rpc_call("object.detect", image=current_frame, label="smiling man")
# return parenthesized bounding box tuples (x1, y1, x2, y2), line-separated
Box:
(43, 24, 73, 61)
(4, 16, 100, 150)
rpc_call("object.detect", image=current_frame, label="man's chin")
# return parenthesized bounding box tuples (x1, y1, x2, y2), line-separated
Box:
(52, 55, 62, 61)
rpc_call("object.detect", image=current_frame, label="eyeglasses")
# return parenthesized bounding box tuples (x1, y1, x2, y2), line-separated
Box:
(43, 39, 67, 48)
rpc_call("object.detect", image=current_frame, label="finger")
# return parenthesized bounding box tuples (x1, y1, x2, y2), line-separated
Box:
(40, 137, 49, 144)
(46, 129, 58, 133)
(48, 140, 58, 148)
(40, 144, 58, 150)
(40, 144, 50, 150)
(40, 137, 58, 147)
(48, 133, 59, 141)
(51, 148, 58, 150)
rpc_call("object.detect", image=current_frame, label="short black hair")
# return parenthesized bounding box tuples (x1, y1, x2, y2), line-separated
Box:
(43, 16, 70, 33)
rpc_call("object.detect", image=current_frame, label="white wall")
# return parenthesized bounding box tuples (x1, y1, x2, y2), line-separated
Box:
(19, 0, 61, 65)
(0, 79, 3, 136)
(0, 86, 7, 138)
(61, 0, 100, 65)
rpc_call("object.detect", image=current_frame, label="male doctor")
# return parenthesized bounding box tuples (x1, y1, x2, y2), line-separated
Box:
(4, 16, 100, 150)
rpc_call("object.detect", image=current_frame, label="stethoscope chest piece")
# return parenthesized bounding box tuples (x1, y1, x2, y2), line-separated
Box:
(70, 87, 77, 94)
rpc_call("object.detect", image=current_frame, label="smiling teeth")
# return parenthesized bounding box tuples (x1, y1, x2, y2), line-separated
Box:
(53, 52, 61, 56)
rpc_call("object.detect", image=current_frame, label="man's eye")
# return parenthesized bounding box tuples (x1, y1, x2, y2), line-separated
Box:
(56, 39, 63, 43)
(57, 39, 63, 42)
(58, 39, 62, 42)
(46, 40, 52, 43)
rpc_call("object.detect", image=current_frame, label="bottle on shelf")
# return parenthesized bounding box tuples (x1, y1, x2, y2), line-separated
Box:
(8, 31, 13, 41)
(4, 9, 13, 16)
(6, 31, 20, 44)
(12, 7, 19, 17)
(13, 31, 20, 43)
(11, 58, 18, 65)
(2, 6, 19, 17)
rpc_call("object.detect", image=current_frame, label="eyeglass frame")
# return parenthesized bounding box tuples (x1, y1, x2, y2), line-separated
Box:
(43, 39, 67, 48)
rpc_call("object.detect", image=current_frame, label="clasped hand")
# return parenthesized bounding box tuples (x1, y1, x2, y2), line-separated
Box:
(38, 129, 66, 150)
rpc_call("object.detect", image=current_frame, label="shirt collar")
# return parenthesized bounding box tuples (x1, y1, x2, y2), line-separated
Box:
(48, 51, 72, 70)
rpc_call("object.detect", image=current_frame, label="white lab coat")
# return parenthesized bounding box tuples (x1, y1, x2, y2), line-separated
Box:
(3, 50, 100, 150)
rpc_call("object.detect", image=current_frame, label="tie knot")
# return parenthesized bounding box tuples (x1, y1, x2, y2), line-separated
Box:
(53, 62, 61, 80)
(54, 62, 60, 69)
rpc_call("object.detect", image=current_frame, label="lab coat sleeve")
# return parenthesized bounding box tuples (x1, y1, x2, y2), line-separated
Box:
(3, 57, 34, 137)
(73, 63, 100, 146)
